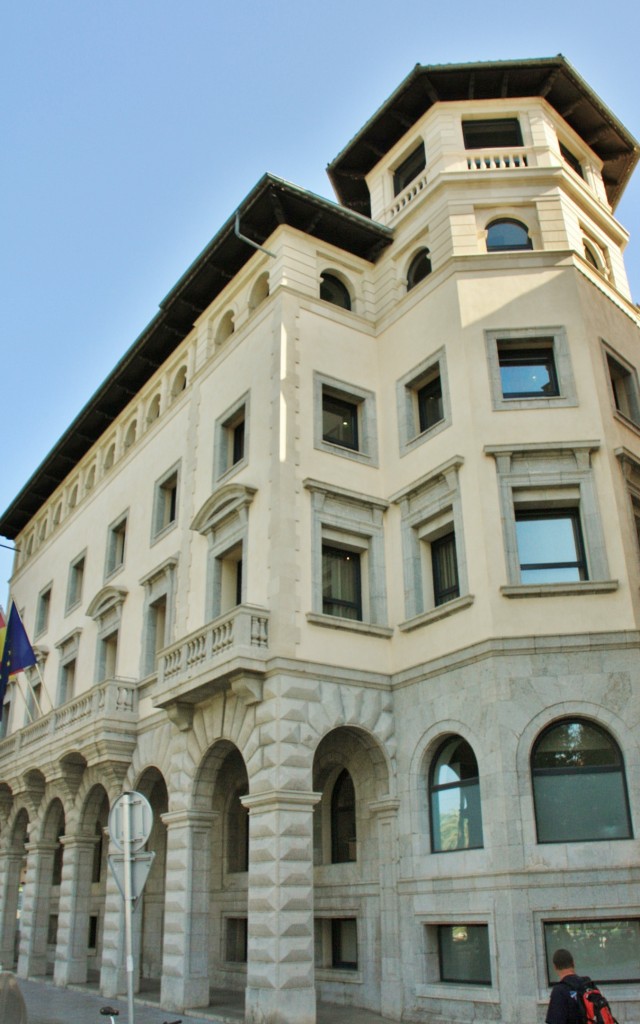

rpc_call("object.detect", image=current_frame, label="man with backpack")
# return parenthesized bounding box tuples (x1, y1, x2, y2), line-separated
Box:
(546, 948, 617, 1024)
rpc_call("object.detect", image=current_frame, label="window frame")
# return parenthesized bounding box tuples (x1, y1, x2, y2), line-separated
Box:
(543, 918, 640, 984)
(35, 584, 52, 638)
(393, 458, 472, 630)
(319, 271, 352, 311)
(105, 512, 128, 579)
(305, 479, 391, 637)
(485, 328, 577, 411)
(65, 552, 86, 613)
(396, 348, 451, 455)
(515, 508, 588, 584)
(462, 117, 523, 150)
(322, 544, 363, 621)
(214, 393, 249, 482)
(429, 736, 484, 853)
(604, 344, 640, 427)
(485, 218, 532, 252)
(152, 463, 180, 541)
(314, 373, 378, 466)
(531, 718, 633, 844)
(407, 248, 432, 291)
(437, 924, 492, 986)
(393, 141, 426, 196)
(487, 442, 614, 597)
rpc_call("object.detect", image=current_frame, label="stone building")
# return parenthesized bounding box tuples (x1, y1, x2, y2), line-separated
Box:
(1, 56, 640, 1024)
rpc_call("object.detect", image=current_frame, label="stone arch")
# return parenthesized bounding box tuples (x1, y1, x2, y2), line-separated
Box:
(305, 679, 396, 784)
(312, 725, 390, 868)
(192, 739, 250, 988)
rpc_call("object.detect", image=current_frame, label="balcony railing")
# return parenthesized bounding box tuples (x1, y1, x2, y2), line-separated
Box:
(0, 677, 139, 768)
(155, 604, 270, 709)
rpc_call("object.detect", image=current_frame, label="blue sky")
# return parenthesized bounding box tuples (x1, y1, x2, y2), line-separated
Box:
(1, 0, 639, 604)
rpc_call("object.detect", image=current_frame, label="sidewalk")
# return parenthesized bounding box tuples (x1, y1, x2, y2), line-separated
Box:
(18, 976, 395, 1024)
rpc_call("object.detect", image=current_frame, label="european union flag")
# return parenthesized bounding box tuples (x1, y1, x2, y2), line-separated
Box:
(0, 604, 37, 720)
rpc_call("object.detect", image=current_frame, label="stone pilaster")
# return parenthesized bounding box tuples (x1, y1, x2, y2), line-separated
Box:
(99, 837, 127, 997)
(53, 834, 98, 985)
(160, 809, 217, 1011)
(371, 798, 402, 1021)
(17, 840, 57, 978)
(243, 789, 320, 1024)
(0, 850, 24, 969)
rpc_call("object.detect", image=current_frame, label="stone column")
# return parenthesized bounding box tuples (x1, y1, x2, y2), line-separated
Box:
(243, 790, 320, 1024)
(53, 833, 97, 985)
(371, 798, 403, 1021)
(0, 849, 24, 969)
(100, 838, 127, 997)
(160, 809, 217, 1011)
(17, 840, 56, 978)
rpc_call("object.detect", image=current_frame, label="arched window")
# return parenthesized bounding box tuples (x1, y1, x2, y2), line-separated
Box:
(171, 366, 187, 397)
(331, 769, 356, 863)
(216, 309, 235, 345)
(531, 719, 632, 843)
(583, 241, 600, 269)
(486, 218, 532, 252)
(249, 272, 269, 312)
(407, 248, 432, 291)
(320, 272, 351, 311)
(429, 737, 483, 852)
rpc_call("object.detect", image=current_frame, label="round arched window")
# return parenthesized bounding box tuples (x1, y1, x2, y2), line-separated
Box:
(407, 248, 432, 291)
(531, 719, 632, 843)
(320, 272, 351, 311)
(429, 737, 483, 852)
(486, 218, 532, 252)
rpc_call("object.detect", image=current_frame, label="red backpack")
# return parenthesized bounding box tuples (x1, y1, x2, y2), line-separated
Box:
(566, 977, 618, 1024)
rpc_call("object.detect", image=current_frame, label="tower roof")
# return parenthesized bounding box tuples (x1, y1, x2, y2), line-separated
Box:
(327, 56, 639, 215)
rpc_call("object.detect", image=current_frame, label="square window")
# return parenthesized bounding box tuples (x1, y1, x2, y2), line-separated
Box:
(226, 918, 248, 963)
(515, 509, 587, 583)
(106, 515, 127, 577)
(215, 394, 249, 480)
(35, 586, 52, 637)
(322, 391, 359, 450)
(498, 341, 559, 399)
(396, 350, 450, 455)
(544, 920, 640, 984)
(314, 374, 378, 465)
(393, 142, 426, 196)
(153, 469, 179, 537)
(438, 925, 491, 985)
(462, 118, 522, 149)
(485, 328, 576, 411)
(66, 553, 85, 611)
(606, 352, 640, 425)
(322, 545, 362, 621)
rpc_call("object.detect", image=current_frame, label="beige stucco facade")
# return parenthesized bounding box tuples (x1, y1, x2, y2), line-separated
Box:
(1, 57, 640, 1024)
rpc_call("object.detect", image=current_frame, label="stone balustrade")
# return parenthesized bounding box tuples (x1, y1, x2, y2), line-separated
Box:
(156, 604, 270, 707)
